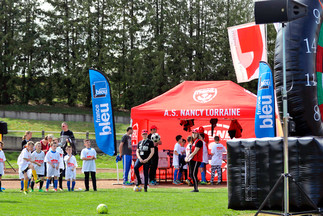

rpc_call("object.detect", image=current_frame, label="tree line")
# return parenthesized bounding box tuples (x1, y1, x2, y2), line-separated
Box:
(0, 0, 268, 110)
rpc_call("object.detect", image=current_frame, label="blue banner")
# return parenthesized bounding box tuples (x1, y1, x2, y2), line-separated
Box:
(89, 69, 116, 155)
(255, 61, 276, 138)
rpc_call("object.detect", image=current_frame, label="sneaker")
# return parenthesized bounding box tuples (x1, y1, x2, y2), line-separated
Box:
(200, 181, 207, 185)
(59, 188, 63, 191)
(54, 189, 57, 192)
(176, 180, 183, 185)
(38, 189, 44, 192)
(216, 182, 221, 185)
(123, 181, 133, 186)
(144, 188, 147, 192)
(207, 182, 214, 185)
(172, 180, 180, 185)
(149, 180, 156, 185)
(35, 179, 41, 184)
(190, 189, 199, 192)
(29, 189, 34, 192)
(45, 189, 49, 192)
(23, 191, 28, 195)
(1, 187, 5, 191)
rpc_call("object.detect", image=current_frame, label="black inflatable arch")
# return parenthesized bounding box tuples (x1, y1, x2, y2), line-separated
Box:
(275, 0, 323, 136)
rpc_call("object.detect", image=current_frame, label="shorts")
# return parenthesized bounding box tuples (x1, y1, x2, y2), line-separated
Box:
(65, 169, 76, 180)
(38, 174, 45, 178)
(47, 165, 60, 177)
(22, 167, 30, 174)
(199, 162, 206, 168)
(19, 168, 31, 179)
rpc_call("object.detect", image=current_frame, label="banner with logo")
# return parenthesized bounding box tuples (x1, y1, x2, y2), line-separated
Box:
(228, 22, 267, 83)
(89, 68, 116, 156)
(255, 61, 276, 138)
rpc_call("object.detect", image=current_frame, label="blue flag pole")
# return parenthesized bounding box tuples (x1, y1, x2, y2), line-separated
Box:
(89, 68, 116, 156)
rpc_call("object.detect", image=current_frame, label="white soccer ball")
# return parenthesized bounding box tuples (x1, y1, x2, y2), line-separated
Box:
(151, 133, 161, 143)
(133, 185, 142, 192)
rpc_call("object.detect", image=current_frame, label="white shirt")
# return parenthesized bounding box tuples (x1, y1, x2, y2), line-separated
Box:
(0, 150, 6, 175)
(18, 148, 32, 170)
(202, 141, 208, 163)
(185, 144, 192, 156)
(81, 148, 97, 172)
(172, 143, 181, 166)
(64, 155, 77, 170)
(44, 150, 60, 168)
(211, 143, 226, 166)
(56, 147, 65, 169)
(31, 151, 45, 175)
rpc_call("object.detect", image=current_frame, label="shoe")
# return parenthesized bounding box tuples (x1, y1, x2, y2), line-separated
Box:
(123, 181, 133, 186)
(207, 182, 214, 185)
(24, 191, 28, 195)
(38, 189, 44, 192)
(84, 189, 89, 192)
(176, 180, 183, 185)
(150, 180, 156, 185)
(35, 179, 41, 184)
(216, 182, 221, 185)
(144, 188, 147, 192)
(200, 181, 207, 185)
(59, 188, 63, 191)
(29, 189, 34, 192)
(1, 187, 5, 190)
(54, 189, 57, 192)
(0, 190, 3, 192)
(172, 180, 180, 185)
(45, 189, 49, 192)
(190, 189, 199, 192)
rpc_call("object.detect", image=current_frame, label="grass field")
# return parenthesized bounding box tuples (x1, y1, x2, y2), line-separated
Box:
(1, 117, 129, 140)
(0, 188, 256, 216)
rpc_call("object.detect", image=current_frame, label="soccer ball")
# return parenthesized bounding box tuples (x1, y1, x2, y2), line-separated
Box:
(151, 133, 161, 143)
(133, 185, 142, 192)
(97, 204, 108, 214)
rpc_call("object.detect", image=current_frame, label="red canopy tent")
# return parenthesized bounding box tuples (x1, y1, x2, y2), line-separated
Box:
(130, 80, 257, 181)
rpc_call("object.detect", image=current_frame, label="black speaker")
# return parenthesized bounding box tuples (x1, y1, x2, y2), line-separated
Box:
(255, 0, 307, 24)
(0, 121, 8, 134)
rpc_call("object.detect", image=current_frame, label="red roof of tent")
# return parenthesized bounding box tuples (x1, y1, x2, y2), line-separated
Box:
(131, 80, 257, 120)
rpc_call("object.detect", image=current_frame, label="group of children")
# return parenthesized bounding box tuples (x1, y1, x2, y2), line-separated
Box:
(172, 132, 226, 186)
(0, 138, 97, 193)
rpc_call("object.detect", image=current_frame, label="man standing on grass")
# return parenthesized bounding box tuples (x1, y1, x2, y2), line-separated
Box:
(118, 127, 134, 186)
(60, 122, 76, 155)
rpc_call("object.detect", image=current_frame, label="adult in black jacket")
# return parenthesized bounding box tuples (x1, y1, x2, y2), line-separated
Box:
(134, 129, 155, 192)
(60, 122, 76, 155)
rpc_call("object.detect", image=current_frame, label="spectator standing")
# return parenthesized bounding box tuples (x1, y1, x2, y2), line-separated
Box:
(148, 125, 161, 185)
(60, 122, 76, 155)
(118, 127, 134, 186)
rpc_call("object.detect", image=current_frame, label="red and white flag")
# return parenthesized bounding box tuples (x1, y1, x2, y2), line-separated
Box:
(228, 22, 267, 83)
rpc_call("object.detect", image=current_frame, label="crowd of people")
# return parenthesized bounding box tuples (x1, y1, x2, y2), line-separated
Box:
(0, 122, 97, 193)
(119, 125, 227, 193)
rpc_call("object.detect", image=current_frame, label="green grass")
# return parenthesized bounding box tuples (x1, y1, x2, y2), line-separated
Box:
(0, 188, 256, 216)
(5, 152, 120, 170)
(0, 117, 129, 140)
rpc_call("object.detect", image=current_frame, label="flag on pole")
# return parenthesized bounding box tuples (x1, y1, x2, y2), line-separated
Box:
(255, 61, 276, 138)
(228, 22, 267, 83)
(89, 68, 116, 156)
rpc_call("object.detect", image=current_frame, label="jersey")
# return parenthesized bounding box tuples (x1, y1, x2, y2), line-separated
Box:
(17, 148, 32, 171)
(64, 154, 77, 179)
(44, 150, 60, 167)
(81, 148, 97, 172)
(211, 143, 227, 166)
(173, 143, 181, 166)
(56, 147, 65, 169)
(191, 139, 203, 162)
(31, 151, 45, 175)
(0, 150, 6, 175)
(121, 134, 132, 155)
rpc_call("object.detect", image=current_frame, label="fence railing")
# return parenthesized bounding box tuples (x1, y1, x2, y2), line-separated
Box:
(8, 130, 123, 139)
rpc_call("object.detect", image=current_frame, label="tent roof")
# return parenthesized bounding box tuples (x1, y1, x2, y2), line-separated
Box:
(131, 80, 257, 120)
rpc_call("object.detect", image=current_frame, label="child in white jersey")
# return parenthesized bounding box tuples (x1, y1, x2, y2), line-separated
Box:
(0, 141, 6, 192)
(209, 136, 226, 185)
(17, 141, 41, 194)
(30, 142, 45, 192)
(81, 139, 97, 191)
(64, 146, 77, 191)
(44, 142, 60, 192)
